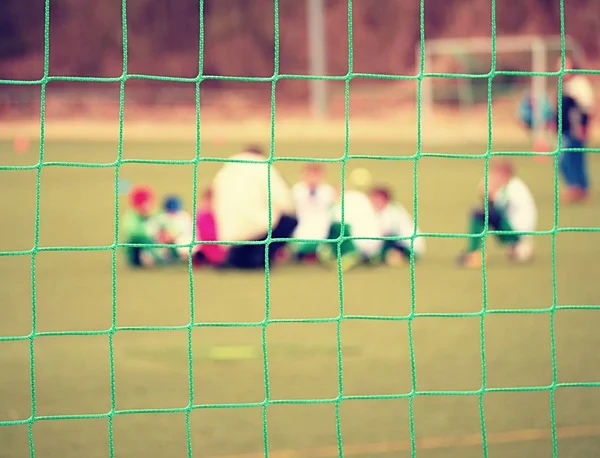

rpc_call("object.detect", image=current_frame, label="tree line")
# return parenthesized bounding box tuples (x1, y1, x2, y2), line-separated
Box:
(1, 0, 598, 92)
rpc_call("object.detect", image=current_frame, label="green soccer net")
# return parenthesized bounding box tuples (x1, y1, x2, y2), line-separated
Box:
(1, 0, 599, 457)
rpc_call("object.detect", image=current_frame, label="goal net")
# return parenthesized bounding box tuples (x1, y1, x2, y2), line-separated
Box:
(1, 1, 599, 458)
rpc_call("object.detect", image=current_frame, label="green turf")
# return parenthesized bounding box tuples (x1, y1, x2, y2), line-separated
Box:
(1, 139, 600, 458)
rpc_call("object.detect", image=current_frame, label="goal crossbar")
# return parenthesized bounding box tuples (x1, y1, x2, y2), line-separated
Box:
(416, 35, 584, 133)
(418, 34, 581, 57)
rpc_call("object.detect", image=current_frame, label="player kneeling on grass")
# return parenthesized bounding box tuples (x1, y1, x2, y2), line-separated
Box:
(290, 163, 336, 263)
(212, 146, 298, 269)
(155, 195, 195, 263)
(369, 186, 425, 266)
(122, 185, 165, 268)
(456, 159, 537, 268)
(317, 168, 383, 271)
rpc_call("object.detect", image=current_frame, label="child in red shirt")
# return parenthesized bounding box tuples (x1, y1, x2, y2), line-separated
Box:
(194, 188, 228, 267)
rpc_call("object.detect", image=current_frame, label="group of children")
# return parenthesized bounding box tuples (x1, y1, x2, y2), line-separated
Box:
(120, 52, 594, 272)
(121, 145, 538, 272)
(122, 186, 226, 268)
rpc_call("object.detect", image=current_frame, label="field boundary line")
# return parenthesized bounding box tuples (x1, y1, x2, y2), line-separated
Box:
(213, 423, 600, 458)
(0, 118, 558, 145)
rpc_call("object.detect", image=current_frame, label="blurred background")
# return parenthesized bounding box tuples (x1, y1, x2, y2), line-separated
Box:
(1, 0, 599, 125)
(2, 2, 600, 458)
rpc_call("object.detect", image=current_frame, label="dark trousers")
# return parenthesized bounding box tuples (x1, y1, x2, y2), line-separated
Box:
(225, 215, 298, 269)
(125, 235, 162, 267)
(468, 204, 519, 252)
(381, 240, 411, 259)
(560, 135, 589, 190)
(320, 222, 357, 257)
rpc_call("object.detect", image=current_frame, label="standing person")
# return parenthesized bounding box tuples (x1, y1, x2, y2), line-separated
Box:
(290, 163, 336, 262)
(212, 146, 297, 269)
(555, 51, 594, 203)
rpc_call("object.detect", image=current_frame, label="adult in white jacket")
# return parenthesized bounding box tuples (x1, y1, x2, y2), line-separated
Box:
(212, 146, 297, 269)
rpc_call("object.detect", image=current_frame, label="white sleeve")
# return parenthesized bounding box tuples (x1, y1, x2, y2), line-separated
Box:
(244, 167, 289, 239)
(324, 184, 337, 207)
(212, 167, 244, 241)
(269, 167, 295, 216)
(331, 202, 342, 223)
(394, 205, 426, 254)
(569, 77, 594, 114)
(212, 163, 258, 242)
(507, 180, 537, 231)
(174, 213, 194, 244)
(400, 214, 413, 239)
(291, 182, 303, 207)
(213, 160, 278, 242)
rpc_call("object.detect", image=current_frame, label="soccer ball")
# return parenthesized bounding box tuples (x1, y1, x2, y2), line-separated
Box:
(348, 168, 372, 190)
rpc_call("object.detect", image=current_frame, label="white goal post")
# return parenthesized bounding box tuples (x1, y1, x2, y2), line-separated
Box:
(416, 35, 584, 132)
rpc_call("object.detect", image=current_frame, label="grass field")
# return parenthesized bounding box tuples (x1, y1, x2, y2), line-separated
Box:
(1, 137, 600, 458)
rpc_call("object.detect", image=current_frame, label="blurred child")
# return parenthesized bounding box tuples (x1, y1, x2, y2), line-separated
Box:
(290, 163, 336, 262)
(317, 169, 383, 271)
(369, 186, 425, 266)
(194, 188, 228, 267)
(456, 158, 537, 268)
(518, 90, 554, 132)
(156, 195, 195, 262)
(122, 185, 164, 268)
(518, 91, 555, 162)
(554, 52, 594, 203)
